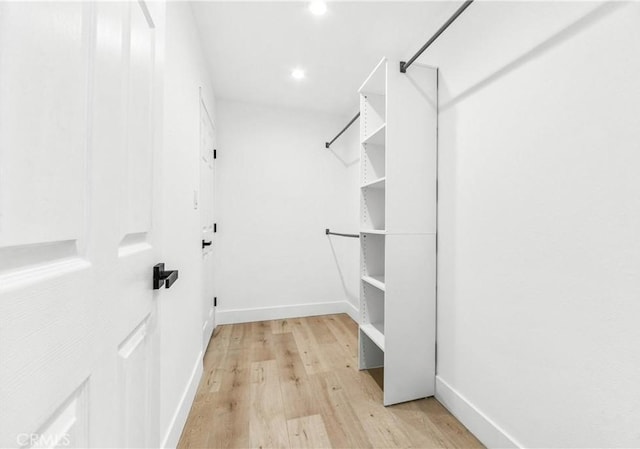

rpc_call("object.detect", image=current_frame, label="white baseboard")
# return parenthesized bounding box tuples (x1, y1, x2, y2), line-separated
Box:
(343, 300, 359, 322)
(216, 300, 357, 325)
(161, 352, 203, 449)
(435, 376, 522, 449)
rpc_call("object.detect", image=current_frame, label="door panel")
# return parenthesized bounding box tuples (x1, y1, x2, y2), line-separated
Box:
(88, 2, 160, 447)
(114, 2, 160, 447)
(122, 1, 155, 239)
(0, 1, 164, 447)
(0, 3, 93, 446)
(29, 381, 89, 449)
(0, 2, 88, 248)
(117, 312, 156, 448)
(0, 268, 92, 447)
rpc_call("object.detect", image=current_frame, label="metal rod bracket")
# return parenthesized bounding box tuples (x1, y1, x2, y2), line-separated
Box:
(325, 228, 360, 239)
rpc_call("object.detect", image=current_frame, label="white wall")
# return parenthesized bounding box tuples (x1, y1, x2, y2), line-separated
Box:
(214, 99, 360, 324)
(414, 2, 640, 447)
(160, 3, 216, 447)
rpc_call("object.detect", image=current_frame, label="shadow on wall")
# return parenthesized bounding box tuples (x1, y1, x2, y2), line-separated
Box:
(435, 72, 460, 361)
(326, 235, 359, 305)
(330, 147, 359, 168)
(323, 117, 360, 307)
(440, 1, 622, 111)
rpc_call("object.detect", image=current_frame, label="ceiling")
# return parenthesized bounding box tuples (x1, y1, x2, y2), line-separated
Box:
(191, 1, 458, 117)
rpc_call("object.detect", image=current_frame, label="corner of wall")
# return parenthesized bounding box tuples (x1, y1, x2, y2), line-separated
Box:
(343, 298, 359, 322)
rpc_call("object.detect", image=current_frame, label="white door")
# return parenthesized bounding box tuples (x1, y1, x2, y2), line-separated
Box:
(0, 2, 164, 447)
(200, 94, 216, 349)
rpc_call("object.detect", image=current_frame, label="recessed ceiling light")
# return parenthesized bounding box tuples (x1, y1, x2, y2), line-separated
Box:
(291, 68, 305, 80)
(309, 1, 327, 16)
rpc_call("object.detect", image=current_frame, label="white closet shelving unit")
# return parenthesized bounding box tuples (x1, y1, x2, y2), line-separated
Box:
(358, 57, 438, 406)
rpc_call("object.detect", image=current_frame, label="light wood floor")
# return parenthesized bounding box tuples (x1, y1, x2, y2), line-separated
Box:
(178, 314, 483, 449)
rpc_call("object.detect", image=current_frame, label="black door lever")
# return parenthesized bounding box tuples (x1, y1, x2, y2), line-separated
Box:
(202, 240, 212, 248)
(153, 263, 179, 289)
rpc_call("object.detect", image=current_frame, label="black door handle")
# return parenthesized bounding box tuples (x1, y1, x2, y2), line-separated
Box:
(153, 263, 179, 289)
(202, 240, 212, 248)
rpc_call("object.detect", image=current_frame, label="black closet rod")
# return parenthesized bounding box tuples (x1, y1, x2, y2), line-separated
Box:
(324, 1, 472, 147)
(325, 228, 360, 239)
(400, 0, 474, 73)
(325, 112, 360, 149)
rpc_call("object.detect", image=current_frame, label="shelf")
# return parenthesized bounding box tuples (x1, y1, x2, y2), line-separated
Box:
(360, 323, 385, 351)
(361, 229, 386, 235)
(361, 177, 385, 190)
(362, 275, 385, 292)
(361, 123, 385, 145)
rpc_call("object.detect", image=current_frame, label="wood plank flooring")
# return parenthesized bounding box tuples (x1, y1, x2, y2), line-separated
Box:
(178, 314, 483, 449)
